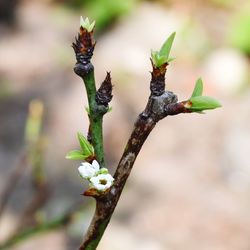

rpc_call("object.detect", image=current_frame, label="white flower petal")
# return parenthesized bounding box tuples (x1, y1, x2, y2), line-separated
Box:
(80, 162, 92, 168)
(90, 174, 114, 191)
(78, 161, 99, 179)
(78, 166, 94, 179)
(92, 160, 100, 172)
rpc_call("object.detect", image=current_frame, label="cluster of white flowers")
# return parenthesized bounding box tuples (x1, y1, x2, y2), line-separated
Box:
(78, 160, 114, 192)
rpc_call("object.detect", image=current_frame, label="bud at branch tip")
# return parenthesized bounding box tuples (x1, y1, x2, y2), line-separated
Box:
(80, 16, 95, 32)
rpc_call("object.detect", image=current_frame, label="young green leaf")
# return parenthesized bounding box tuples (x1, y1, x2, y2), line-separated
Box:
(150, 50, 158, 66)
(66, 150, 88, 160)
(156, 55, 167, 67)
(80, 16, 95, 32)
(77, 132, 94, 156)
(191, 78, 203, 98)
(167, 57, 175, 63)
(185, 96, 222, 112)
(150, 32, 176, 68)
(159, 32, 176, 59)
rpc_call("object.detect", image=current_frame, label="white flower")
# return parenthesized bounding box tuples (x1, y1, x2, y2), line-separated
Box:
(90, 174, 114, 191)
(78, 160, 100, 179)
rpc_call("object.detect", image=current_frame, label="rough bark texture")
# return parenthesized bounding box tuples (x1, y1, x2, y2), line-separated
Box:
(78, 64, 192, 249)
(73, 25, 193, 250)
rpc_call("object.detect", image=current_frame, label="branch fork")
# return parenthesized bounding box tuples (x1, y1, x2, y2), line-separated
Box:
(69, 17, 221, 250)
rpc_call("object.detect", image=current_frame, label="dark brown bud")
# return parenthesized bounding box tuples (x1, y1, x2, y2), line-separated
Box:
(150, 59, 168, 96)
(96, 72, 113, 106)
(72, 27, 96, 76)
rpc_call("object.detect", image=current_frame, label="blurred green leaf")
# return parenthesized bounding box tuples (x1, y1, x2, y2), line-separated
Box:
(228, 6, 250, 55)
(186, 96, 222, 112)
(25, 100, 44, 143)
(191, 78, 203, 98)
(66, 150, 88, 160)
(85, 0, 135, 32)
(167, 57, 175, 63)
(210, 0, 233, 7)
(77, 132, 94, 156)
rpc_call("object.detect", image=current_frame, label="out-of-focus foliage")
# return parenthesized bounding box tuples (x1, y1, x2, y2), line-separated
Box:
(60, 0, 136, 32)
(209, 0, 233, 7)
(0, 79, 12, 101)
(84, 0, 136, 32)
(179, 19, 211, 60)
(228, 6, 250, 56)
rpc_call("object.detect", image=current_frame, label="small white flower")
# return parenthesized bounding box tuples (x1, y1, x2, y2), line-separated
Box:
(90, 174, 114, 191)
(78, 160, 100, 179)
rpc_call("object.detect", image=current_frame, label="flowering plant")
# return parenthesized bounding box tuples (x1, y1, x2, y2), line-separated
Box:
(66, 16, 221, 249)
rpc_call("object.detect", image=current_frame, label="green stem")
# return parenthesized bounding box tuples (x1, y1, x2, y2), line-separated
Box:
(83, 69, 105, 166)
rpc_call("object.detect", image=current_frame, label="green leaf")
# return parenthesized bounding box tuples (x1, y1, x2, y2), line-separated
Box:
(88, 20, 96, 32)
(159, 32, 176, 59)
(156, 55, 167, 67)
(186, 96, 222, 112)
(77, 132, 94, 156)
(191, 78, 203, 98)
(167, 57, 175, 63)
(80, 16, 95, 32)
(150, 50, 158, 66)
(150, 32, 176, 68)
(66, 150, 88, 160)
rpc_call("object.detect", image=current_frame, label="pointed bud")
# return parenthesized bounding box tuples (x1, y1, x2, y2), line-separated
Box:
(96, 72, 113, 106)
(72, 17, 96, 76)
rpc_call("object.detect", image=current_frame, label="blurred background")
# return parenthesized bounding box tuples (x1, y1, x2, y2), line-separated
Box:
(0, 0, 250, 249)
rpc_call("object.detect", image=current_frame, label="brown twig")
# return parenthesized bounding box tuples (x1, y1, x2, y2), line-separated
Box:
(79, 62, 191, 249)
(16, 181, 49, 231)
(17, 137, 49, 231)
(0, 151, 28, 219)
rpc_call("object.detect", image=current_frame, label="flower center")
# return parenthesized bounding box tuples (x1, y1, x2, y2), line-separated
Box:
(99, 179, 107, 185)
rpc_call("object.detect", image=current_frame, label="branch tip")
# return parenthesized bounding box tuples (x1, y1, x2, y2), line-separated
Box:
(72, 25, 96, 77)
